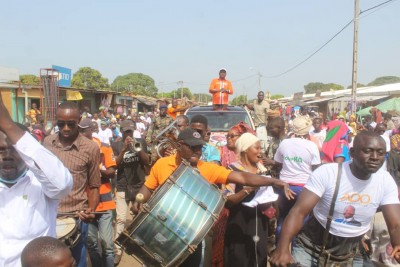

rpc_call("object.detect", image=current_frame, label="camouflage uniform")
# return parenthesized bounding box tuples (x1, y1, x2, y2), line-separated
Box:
(146, 114, 174, 164)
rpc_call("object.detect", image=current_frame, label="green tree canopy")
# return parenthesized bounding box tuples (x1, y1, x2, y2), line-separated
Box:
(230, 95, 248, 106)
(271, 94, 285, 100)
(193, 93, 212, 103)
(304, 82, 344, 94)
(346, 83, 366, 89)
(71, 67, 109, 90)
(20, 74, 40, 86)
(111, 73, 158, 97)
(157, 88, 193, 100)
(367, 76, 400, 86)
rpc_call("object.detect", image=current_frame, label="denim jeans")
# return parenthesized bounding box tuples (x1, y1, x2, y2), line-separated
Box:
(276, 185, 305, 243)
(88, 210, 115, 267)
(71, 220, 88, 267)
(292, 241, 371, 267)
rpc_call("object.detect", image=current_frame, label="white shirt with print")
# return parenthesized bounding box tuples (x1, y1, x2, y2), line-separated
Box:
(274, 138, 321, 185)
(306, 162, 399, 238)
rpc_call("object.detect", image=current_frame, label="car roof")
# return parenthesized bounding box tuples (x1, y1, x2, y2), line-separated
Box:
(186, 105, 247, 112)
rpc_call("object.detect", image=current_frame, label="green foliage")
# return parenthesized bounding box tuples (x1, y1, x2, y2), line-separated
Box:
(193, 93, 211, 103)
(271, 94, 285, 100)
(230, 95, 247, 106)
(157, 88, 193, 100)
(71, 67, 109, 90)
(346, 83, 366, 89)
(111, 73, 158, 97)
(367, 76, 400, 86)
(304, 82, 344, 94)
(20, 74, 40, 86)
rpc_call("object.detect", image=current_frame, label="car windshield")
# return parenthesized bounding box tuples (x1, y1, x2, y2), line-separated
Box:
(187, 111, 252, 132)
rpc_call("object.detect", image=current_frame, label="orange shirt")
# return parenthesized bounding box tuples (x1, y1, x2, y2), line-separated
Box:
(92, 137, 117, 211)
(144, 154, 232, 190)
(167, 105, 184, 120)
(209, 78, 233, 105)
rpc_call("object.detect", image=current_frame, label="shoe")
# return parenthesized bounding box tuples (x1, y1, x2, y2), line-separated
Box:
(114, 253, 122, 266)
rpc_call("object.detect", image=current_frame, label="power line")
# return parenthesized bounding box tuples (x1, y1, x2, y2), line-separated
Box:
(263, 0, 397, 79)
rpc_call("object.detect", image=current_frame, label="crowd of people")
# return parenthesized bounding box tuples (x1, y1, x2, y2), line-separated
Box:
(2, 69, 400, 267)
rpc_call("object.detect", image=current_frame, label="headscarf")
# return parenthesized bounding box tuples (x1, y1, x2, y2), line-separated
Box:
(235, 133, 260, 154)
(235, 133, 268, 173)
(230, 121, 256, 136)
(292, 116, 312, 136)
(220, 122, 256, 167)
(321, 120, 350, 163)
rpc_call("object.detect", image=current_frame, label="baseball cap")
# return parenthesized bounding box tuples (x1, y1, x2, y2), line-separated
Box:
(219, 68, 226, 73)
(177, 128, 206, 146)
(79, 118, 92, 129)
(160, 104, 168, 109)
(120, 120, 135, 132)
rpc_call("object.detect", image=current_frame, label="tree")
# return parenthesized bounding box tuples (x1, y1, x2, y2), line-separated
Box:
(20, 74, 40, 86)
(111, 73, 158, 97)
(367, 76, 400, 86)
(230, 95, 247, 106)
(304, 82, 344, 94)
(71, 67, 109, 90)
(193, 93, 212, 103)
(157, 88, 193, 100)
(271, 94, 285, 100)
(346, 83, 365, 89)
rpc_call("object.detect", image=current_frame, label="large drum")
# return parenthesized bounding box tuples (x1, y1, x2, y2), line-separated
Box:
(116, 162, 226, 267)
(56, 217, 81, 248)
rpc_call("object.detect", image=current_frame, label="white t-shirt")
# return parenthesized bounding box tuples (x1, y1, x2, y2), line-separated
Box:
(274, 138, 321, 184)
(98, 128, 113, 145)
(309, 129, 326, 149)
(306, 162, 399, 237)
(136, 122, 146, 134)
(380, 134, 391, 152)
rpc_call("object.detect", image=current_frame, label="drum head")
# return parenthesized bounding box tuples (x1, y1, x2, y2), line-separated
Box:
(56, 218, 77, 239)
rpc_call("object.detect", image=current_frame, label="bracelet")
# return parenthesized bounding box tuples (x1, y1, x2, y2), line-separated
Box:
(243, 189, 250, 195)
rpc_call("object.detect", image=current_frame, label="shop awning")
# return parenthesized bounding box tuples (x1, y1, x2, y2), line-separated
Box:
(331, 95, 389, 102)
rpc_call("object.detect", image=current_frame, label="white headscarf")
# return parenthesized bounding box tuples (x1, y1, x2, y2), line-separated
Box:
(235, 133, 267, 173)
(235, 133, 260, 154)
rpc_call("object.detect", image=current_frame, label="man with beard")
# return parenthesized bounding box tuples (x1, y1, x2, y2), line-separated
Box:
(0, 93, 72, 266)
(112, 119, 150, 265)
(270, 131, 400, 266)
(43, 102, 101, 267)
(133, 128, 294, 267)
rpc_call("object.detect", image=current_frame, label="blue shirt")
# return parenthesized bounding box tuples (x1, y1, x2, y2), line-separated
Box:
(201, 143, 221, 163)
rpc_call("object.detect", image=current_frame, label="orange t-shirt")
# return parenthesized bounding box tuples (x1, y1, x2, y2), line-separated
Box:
(144, 154, 231, 190)
(209, 78, 233, 105)
(167, 105, 184, 120)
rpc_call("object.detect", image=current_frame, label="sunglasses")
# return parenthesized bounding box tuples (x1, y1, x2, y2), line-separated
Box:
(57, 120, 77, 129)
(226, 134, 240, 139)
(206, 132, 211, 136)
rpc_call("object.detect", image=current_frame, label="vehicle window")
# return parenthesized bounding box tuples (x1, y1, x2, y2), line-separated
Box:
(187, 112, 252, 132)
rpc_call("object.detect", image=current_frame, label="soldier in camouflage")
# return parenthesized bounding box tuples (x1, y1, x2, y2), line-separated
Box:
(145, 105, 174, 164)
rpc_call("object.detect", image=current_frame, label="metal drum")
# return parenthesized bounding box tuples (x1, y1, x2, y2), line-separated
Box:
(116, 162, 226, 267)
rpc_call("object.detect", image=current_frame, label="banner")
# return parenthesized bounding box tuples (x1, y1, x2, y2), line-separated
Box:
(52, 65, 72, 87)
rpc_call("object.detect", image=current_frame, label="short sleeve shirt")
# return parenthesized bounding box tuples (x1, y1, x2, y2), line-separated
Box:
(306, 162, 399, 237)
(144, 154, 231, 190)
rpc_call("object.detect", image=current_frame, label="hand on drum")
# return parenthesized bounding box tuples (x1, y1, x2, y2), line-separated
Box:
(131, 201, 143, 214)
(76, 208, 95, 222)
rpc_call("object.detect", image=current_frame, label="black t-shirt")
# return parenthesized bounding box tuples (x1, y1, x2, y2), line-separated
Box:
(111, 138, 147, 192)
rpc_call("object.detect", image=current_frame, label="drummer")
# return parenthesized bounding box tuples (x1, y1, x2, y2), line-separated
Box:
(133, 128, 295, 267)
(0, 92, 73, 266)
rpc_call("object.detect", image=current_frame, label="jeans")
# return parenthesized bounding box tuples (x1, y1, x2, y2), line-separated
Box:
(276, 185, 305, 244)
(71, 220, 88, 267)
(88, 210, 115, 267)
(292, 241, 370, 267)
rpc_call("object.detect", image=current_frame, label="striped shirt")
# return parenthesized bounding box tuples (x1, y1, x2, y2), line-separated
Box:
(43, 133, 101, 213)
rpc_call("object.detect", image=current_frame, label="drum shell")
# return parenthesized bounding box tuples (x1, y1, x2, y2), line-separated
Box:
(117, 163, 226, 267)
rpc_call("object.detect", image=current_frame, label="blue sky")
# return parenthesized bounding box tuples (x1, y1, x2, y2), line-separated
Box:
(1, 0, 399, 99)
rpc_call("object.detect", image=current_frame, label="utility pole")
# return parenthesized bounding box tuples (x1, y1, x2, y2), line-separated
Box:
(351, 0, 359, 114)
(179, 81, 183, 100)
(257, 72, 262, 92)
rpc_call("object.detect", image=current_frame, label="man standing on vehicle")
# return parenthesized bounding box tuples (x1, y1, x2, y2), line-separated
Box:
(253, 91, 271, 152)
(209, 68, 233, 110)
